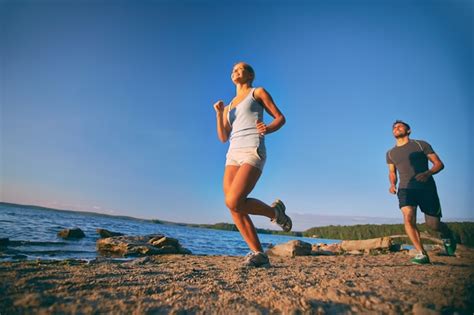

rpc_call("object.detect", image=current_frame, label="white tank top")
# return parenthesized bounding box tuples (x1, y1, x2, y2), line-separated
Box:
(227, 88, 265, 150)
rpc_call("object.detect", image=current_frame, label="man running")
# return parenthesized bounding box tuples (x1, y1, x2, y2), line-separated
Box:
(386, 120, 456, 264)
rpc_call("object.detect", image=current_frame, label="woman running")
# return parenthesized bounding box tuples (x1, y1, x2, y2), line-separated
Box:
(213, 62, 292, 267)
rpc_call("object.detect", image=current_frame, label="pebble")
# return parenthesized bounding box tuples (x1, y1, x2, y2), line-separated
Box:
(326, 288, 340, 300)
(412, 303, 441, 315)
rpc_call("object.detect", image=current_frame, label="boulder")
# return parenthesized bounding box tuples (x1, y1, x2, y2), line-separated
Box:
(266, 240, 312, 257)
(340, 237, 392, 252)
(96, 228, 124, 238)
(57, 228, 85, 239)
(149, 236, 180, 248)
(311, 243, 342, 255)
(96, 234, 191, 257)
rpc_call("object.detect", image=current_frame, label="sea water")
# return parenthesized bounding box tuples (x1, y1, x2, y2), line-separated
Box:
(0, 203, 340, 261)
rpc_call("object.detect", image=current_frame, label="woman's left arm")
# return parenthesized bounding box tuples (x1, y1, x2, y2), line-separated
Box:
(254, 87, 286, 135)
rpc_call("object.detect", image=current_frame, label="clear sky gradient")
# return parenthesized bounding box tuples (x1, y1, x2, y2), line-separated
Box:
(1, 0, 473, 230)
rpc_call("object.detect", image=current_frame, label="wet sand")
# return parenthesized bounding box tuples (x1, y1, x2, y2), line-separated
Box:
(1, 249, 473, 314)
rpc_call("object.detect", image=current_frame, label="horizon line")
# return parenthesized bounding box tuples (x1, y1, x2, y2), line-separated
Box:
(1, 201, 473, 232)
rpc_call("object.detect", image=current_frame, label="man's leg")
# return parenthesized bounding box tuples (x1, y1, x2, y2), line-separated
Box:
(424, 214, 453, 239)
(425, 214, 456, 256)
(420, 188, 457, 256)
(401, 206, 425, 254)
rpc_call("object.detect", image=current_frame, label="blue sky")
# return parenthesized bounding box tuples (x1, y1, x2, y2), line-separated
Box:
(1, 0, 472, 230)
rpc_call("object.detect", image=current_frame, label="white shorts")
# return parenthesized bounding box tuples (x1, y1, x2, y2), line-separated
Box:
(225, 146, 266, 171)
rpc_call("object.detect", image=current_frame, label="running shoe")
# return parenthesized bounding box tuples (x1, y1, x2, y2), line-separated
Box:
(410, 253, 431, 265)
(442, 238, 457, 256)
(271, 199, 292, 232)
(242, 251, 271, 268)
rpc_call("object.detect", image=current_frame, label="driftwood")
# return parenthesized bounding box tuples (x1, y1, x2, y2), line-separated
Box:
(340, 234, 472, 254)
(389, 233, 444, 245)
(340, 233, 448, 252)
(340, 237, 393, 251)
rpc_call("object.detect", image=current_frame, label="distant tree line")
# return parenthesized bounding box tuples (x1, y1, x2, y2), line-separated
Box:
(195, 222, 304, 237)
(303, 222, 474, 247)
(184, 221, 474, 247)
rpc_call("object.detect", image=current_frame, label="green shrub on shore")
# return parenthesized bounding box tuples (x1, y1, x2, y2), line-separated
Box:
(188, 221, 474, 247)
(197, 222, 303, 236)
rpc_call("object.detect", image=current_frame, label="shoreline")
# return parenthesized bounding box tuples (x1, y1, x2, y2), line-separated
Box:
(3, 202, 474, 245)
(1, 250, 473, 314)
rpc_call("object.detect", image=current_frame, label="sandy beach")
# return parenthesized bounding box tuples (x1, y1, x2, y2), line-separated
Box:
(1, 248, 473, 314)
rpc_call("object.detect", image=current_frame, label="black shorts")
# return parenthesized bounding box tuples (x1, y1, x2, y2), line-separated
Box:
(397, 188, 442, 217)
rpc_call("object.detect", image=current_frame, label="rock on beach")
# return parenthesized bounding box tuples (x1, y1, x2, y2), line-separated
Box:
(312, 243, 342, 255)
(266, 240, 312, 257)
(96, 228, 124, 238)
(57, 228, 85, 240)
(96, 234, 191, 257)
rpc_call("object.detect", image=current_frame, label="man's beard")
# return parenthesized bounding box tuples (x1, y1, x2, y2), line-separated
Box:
(394, 132, 408, 139)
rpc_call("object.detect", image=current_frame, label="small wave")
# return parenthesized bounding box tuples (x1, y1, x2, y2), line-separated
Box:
(8, 240, 69, 247)
(16, 250, 97, 258)
(1, 248, 98, 261)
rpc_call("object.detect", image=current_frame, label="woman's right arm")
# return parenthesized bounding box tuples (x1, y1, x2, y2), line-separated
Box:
(213, 100, 231, 143)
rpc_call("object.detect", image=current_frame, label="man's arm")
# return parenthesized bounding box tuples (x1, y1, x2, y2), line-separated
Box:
(415, 153, 445, 182)
(388, 163, 398, 194)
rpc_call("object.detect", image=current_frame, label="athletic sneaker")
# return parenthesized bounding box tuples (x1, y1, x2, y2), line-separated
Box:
(242, 251, 270, 268)
(271, 199, 292, 232)
(410, 253, 431, 265)
(442, 238, 457, 256)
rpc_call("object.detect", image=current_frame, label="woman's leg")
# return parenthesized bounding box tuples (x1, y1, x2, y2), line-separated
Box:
(225, 164, 275, 218)
(223, 164, 274, 252)
(230, 210, 263, 253)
